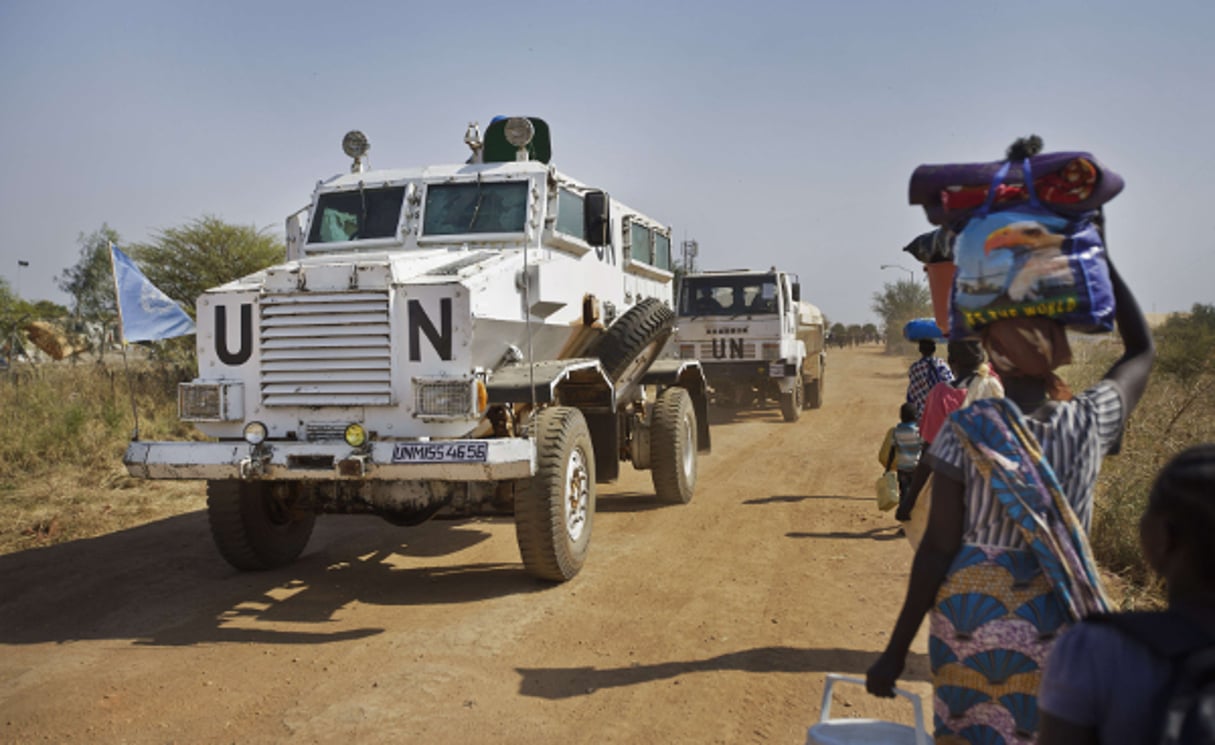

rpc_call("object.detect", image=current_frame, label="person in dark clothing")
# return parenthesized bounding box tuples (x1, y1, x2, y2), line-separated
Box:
(1038, 443, 1215, 744)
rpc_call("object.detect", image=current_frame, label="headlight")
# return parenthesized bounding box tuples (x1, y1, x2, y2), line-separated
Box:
(761, 343, 780, 360)
(243, 421, 268, 445)
(344, 423, 367, 447)
(679, 344, 695, 359)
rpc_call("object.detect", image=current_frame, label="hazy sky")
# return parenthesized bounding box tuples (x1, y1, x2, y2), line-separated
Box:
(1, 0, 1211, 324)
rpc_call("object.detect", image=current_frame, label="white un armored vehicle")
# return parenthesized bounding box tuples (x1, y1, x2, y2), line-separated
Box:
(674, 268, 825, 421)
(124, 117, 710, 582)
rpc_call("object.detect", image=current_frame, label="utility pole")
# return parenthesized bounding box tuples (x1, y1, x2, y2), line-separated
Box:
(680, 239, 698, 274)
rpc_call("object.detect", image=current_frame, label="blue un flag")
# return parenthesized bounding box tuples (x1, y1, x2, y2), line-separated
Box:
(110, 244, 196, 343)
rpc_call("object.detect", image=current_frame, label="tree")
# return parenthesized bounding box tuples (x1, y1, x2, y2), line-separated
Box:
(871, 279, 932, 351)
(847, 324, 863, 346)
(57, 224, 122, 358)
(130, 216, 284, 315)
(58, 224, 121, 323)
(830, 322, 847, 347)
(862, 323, 879, 343)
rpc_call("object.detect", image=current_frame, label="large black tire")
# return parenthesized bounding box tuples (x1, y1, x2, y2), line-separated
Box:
(206, 480, 316, 571)
(780, 371, 803, 422)
(515, 407, 596, 582)
(805, 362, 824, 410)
(592, 298, 675, 403)
(651, 387, 697, 504)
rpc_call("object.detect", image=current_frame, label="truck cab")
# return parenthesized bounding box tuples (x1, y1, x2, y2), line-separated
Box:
(674, 269, 825, 421)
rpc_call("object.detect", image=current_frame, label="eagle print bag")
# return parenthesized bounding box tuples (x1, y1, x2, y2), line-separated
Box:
(949, 159, 1115, 339)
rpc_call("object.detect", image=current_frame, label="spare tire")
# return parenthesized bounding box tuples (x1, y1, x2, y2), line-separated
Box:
(591, 298, 674, 403)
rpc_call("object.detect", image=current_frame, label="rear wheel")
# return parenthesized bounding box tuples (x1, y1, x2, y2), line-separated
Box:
(805, 362, 824, 409)
(780, 371, 803, 422)
(651, 387, 698, 504)
(206, 480, 316, 571)
(592, 298, 674, 403)
(515, 407, 596, 582)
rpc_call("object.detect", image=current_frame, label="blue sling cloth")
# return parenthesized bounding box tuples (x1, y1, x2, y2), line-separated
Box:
(947, 398, 1111, 621)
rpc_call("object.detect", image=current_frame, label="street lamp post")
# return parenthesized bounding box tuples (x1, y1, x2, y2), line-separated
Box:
(880, 263, 917, 283)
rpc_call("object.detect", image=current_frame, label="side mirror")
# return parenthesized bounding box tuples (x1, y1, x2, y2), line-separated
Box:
(584, 190, 610, 247)
(791, 282, 801, 302)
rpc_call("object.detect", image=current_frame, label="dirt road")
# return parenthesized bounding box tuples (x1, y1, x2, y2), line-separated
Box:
(0, 346, 931, 744)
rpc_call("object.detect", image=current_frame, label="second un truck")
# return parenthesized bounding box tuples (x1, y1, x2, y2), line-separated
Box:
(674, 268, 825, 421)
(123, 117, 710, 582)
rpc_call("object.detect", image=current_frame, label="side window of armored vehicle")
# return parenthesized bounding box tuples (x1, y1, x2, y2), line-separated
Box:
(654, 233, 671, 271)
(423, 182, 528, 236)
(556, 188, 585, 240)
(628, 222, 653, 264)
(308, 187, 406, 244)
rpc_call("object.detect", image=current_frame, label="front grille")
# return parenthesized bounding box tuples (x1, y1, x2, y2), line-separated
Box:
(260, 292, 393, 407)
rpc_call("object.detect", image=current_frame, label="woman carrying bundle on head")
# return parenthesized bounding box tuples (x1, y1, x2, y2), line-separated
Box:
(867, 139, 1156, 744)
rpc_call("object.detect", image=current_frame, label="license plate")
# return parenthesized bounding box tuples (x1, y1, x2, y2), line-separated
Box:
(392, 441, 489, 463)
(768, 362, 785, 378)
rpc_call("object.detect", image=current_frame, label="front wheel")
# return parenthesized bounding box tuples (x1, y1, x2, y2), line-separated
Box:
(651, 387, 698, 503)
(514, 407, 596, 582)
(206, 480, 316, 571)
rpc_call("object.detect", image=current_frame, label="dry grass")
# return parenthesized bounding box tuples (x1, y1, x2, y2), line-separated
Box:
(0, 361, 205, 555)
(1059, 332, 1215, 609)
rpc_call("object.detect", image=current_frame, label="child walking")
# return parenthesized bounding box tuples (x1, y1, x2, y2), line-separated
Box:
(878, 403, 924, 518)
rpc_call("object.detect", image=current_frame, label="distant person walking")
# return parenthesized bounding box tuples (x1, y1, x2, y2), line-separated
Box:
(1038, 443, 1215, 745)
(897, 340, 1003, 530)
(906, 339, 953, 420)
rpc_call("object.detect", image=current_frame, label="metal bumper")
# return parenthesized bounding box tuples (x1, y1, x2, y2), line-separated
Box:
(123, 439, 536, 482)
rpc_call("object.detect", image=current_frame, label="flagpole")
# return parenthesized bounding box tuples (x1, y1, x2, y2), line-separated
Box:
(109, 244, 141, 441)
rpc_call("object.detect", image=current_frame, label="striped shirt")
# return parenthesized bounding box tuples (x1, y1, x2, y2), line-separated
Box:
(892, 423, 923, 471)
(925, 379, 1125, 549)
(907, 356, 954, 418)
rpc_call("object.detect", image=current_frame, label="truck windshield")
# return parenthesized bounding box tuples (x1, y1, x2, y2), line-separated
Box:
(308, 186, 406, 244)
(679, 275, 779, 317)
(423, 181, 528, 236)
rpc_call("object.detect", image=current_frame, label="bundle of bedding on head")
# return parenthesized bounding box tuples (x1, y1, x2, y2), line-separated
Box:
(908, 151, 1124, 227)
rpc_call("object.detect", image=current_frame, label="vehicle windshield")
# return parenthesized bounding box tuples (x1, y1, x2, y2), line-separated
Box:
(308, 186, 405, 244)
(423, 181, 528, 236)
(679, 275, 779, 317)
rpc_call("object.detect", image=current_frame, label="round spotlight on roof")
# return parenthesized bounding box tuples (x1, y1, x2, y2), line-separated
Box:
(503, 118, 535, 149)
(342, 130, 369, 158)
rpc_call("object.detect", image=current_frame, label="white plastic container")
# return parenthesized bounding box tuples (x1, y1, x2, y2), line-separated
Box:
(805, 673, 929, 745)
